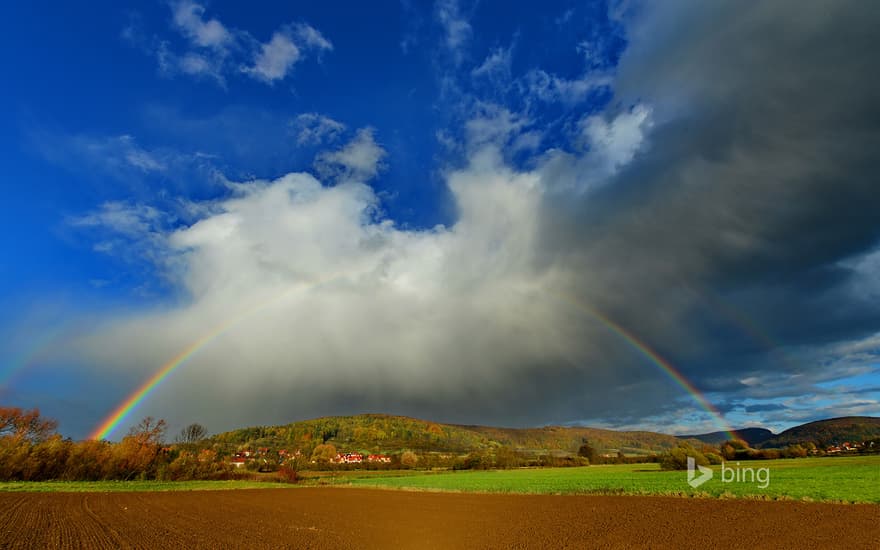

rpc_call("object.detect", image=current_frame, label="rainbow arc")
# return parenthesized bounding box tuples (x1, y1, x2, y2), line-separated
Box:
(92, 286, 740, 441)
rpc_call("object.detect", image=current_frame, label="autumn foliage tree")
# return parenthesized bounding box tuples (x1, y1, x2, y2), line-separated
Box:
(0, 407, 60, 480)
(659, 443, 709, 471)
(112, 417, 168, 480)
(310, 443, 337, 464)
(0, 407, 245, 481)
(0, 406, 57, 442)
(400, 450, 419, 468)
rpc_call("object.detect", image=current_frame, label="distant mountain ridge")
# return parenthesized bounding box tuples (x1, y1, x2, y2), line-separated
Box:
(758, 416, 880, 448)
(683, 416, 880, 448)
(209, 414, 880, 455)
(681, 427, 775, 447)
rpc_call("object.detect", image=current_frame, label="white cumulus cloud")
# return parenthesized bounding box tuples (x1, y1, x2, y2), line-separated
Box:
(243, 31, 301, 83)
(171, 0, 232, 49)
(293, 113, 346, 146)
(138, 2, 332, 86)
(315, 128, 387, 182)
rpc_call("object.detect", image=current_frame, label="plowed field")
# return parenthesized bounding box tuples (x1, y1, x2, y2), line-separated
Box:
(1, 488, 877, 549)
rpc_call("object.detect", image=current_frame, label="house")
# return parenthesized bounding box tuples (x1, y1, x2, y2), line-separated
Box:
(333, 452, 364, 464)
(368, 454, 392, 463)
(230, 457, 247, 468)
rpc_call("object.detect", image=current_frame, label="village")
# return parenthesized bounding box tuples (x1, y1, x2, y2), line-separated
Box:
(824, 441, 869, 454)
(229, 448, 392, 468)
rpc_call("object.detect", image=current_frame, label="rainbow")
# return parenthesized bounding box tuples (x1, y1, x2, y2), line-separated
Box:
(93, 279, 741, 441)
(1, 325, 69, 389)
(89, 325, 230, 440)
(692, 286, 799, 369)
(90, 273, 342, 440)
(557, 293, 739, 441)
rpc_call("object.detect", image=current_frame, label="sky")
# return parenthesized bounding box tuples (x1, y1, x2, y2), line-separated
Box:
(1, 0, 878, 440)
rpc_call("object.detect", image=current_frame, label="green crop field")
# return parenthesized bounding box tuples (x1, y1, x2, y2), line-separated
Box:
(345, 456, 880, 503)
(2, 456, 877, 502)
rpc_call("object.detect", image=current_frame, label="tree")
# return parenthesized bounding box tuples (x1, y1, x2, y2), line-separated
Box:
(112, 417, 168, 480)
(0, 406, 57, 443)
(659, 443, 709, 471)
(720, 443, 736, 461)
(494, 446, 520, 469)
(577, 440, 598, 464)
(704, 452, 723, 465)
(783, 444, 808, 458)
(311, 443, 337, 464)
(400, 450, 419, 468)
(128, 417, 167, 446)
(176, 423, 208, 445)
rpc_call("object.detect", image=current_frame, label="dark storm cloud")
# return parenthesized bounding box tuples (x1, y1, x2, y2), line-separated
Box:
(64, 0, 880, 436)
(532, 0, 880, 411)
(744, 404, 786, 414)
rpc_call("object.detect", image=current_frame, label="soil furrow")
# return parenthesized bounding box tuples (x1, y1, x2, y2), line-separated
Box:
(0, 488, 876, 549)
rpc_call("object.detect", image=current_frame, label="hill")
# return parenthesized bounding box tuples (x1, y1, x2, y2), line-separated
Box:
(208, 414, 880, 457)
(456, 424, 683, 455)
(211, 414, 490, 454)
(758, 416, 880, 449)
(209, 414, 685, 456)
(682, 427, 775, 447)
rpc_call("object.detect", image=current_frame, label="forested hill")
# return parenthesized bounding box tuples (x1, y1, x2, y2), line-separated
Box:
(209, 414, 880, 456)
(209, 414, 686, 455)
(758, 416, 880, 448)
(453, 424, 684, 455)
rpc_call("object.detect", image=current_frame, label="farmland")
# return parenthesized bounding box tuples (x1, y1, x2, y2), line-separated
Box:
(342, 456, 880, 503)
(1, 488, 878, 549)
(2, 455, 877, 503)
(0, 479, 291, 493)
(0, 455, 880, 504)
(0, 455, 876, 548)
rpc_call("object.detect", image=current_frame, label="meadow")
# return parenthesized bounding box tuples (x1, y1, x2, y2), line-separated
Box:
(343, 456, 880, 503)
(1, 455, 877, 503)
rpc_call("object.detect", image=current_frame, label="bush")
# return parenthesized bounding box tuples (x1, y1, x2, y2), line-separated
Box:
(400, 450, 419, 468)
(277, 465, 298, 483)
(659, 444, 709, 470)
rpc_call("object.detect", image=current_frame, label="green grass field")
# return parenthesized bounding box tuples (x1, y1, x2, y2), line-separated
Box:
(2, 456, 877, 502)
(345, 456, 880, 503)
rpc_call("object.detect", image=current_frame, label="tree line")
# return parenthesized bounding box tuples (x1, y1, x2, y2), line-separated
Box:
(0, 407, 600, 481)
(657, 437, 880, 470)
(0, 407, 235, 482)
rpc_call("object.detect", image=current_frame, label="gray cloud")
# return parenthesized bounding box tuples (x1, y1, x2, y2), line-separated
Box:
(535, 0, 880, 389)
(57, 0, 880, 435)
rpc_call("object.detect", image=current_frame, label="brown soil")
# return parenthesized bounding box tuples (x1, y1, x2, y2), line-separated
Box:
(0, 488, 877, 549)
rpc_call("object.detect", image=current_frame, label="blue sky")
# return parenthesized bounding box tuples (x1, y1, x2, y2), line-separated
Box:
(1, 1, 878, 439)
